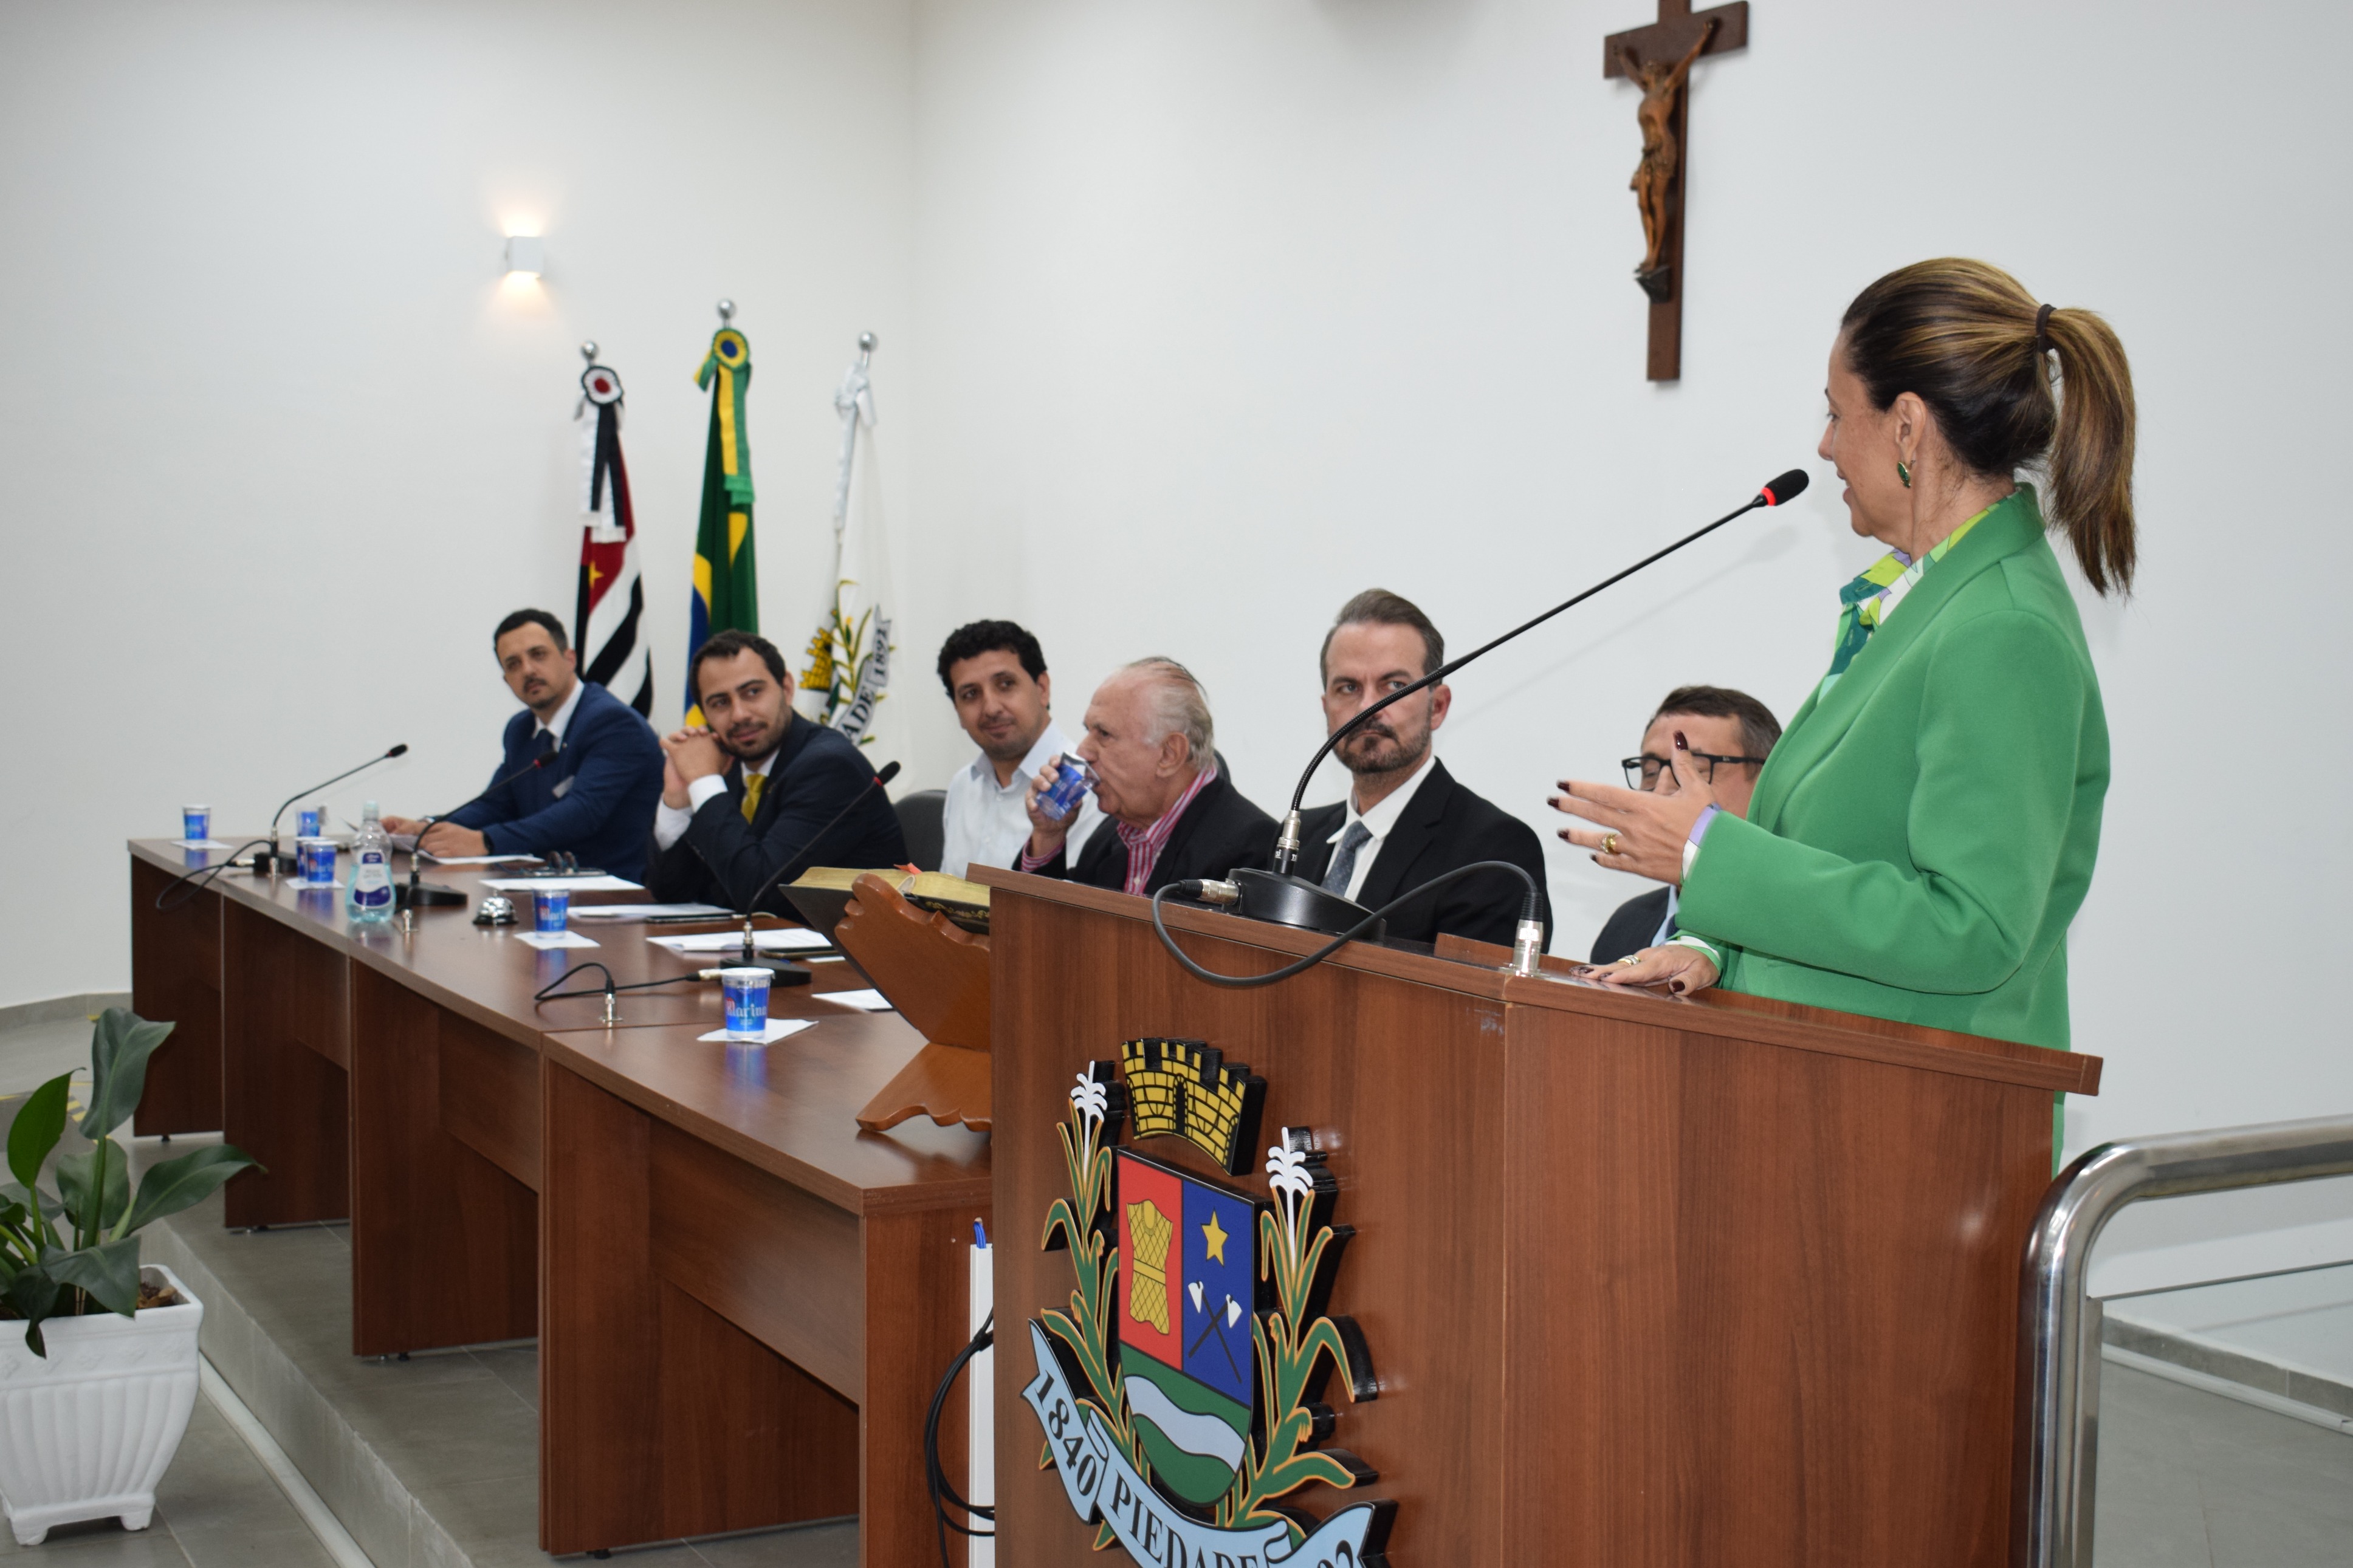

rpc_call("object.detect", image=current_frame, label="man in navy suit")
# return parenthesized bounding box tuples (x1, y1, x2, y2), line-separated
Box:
(382, 608, 664, 882)
(645, 630, 908, 912)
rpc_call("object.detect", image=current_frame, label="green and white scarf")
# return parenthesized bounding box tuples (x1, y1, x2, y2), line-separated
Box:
(1819, 505, 1993, 694)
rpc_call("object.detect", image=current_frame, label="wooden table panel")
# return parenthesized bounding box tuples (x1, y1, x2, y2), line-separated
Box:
(651, 1120, 865, 1401)
(348, 965, 537, 1357)
(221, 898, 349, 1227)
(129, 856, 224, 1135)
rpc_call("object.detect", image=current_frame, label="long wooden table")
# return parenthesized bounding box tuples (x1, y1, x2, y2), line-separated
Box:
(126, 840, 991, 1564)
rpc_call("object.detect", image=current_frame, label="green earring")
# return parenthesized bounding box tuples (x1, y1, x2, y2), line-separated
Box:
(1896, 460, 1912, 488)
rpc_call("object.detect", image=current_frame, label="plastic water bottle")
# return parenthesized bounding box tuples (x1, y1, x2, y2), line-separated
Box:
(348, 801, 395, 923)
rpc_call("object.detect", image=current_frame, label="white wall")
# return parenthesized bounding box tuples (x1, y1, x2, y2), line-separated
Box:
(0, 0, 919, 1008)
(4, 0, 2347, 1190)
(904, 0, 2353, 1179)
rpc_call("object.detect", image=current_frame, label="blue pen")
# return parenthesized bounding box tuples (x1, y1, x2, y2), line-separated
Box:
(973, 1219, 989, 1248)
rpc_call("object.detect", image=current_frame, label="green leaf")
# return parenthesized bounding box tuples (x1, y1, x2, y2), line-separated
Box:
(119, 1143, 261, 1236)
(49, 1236, 141, 1316)
(6, 1073, 71, 1191)
(6, 1267, 60, 1356)
(82, 1008, 174, 1139)
(1, 1180, 65, 1224)
(57, 1138, 131, 1238)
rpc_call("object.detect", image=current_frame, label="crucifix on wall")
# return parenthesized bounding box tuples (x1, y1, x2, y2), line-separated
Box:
(1604, 0, 1748, 381)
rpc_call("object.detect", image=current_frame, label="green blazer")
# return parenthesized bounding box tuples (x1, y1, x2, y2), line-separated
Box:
(1678, 488, 2107, 1050)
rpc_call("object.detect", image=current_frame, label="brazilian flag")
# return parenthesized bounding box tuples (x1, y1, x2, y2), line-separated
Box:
(686, 326, 756, 719)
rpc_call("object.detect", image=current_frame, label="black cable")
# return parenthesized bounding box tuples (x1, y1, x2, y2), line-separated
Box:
(153, 840, 273, 912)
(927, 1309, 996, 1567)
(1152, 860, 1540, 988)
(529, 960, 703, 1006)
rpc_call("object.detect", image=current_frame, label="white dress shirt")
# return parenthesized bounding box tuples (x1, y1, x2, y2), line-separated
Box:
(534, 679, 585, 750)
(941, 722, 1101, 879)
(1322, 751, 1438, 903)
(653, 747, 776, 851)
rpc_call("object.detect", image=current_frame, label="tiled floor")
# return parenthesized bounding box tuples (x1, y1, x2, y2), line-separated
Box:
(6, 1011, 2349, 1565)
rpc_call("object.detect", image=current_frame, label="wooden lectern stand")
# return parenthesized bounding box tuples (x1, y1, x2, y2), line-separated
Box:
(978, 869, 2100, 1568)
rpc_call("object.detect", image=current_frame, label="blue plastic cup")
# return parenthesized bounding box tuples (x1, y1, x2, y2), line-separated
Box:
(720, 968, 773, 1041)
(533, 888, 571, 934)
(1038, 758, 1092, 821)
(297, 807, 323, 839)
(182, 805, 211, 843)
(298, 838, 335, 885)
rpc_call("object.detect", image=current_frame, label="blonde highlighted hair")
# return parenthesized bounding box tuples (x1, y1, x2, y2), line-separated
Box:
(1841, 258, 2138, 594)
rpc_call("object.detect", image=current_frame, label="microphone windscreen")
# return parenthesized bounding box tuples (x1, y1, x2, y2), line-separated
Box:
(874, 760, 903, 786)
(386, 743, 410, 758)
(1759, 469, 1810, 506)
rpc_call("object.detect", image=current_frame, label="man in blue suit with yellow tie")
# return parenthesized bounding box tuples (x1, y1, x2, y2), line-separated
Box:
(382, 609, 664, 882)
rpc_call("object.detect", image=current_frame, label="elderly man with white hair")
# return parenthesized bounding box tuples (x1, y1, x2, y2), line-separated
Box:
(1017, 656, 1276, 895)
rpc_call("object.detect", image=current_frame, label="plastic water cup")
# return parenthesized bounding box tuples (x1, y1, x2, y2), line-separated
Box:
(533, 888, 571, 934)
(298, 838, 335, 886)
(297, 806, 324, 839)
(720, 968, 773, 1041)
(1038, 758, 1092, 821)
(181, 806, 211, 843)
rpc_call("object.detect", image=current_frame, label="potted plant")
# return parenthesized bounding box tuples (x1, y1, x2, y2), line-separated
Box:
(0, 1008, 259, 1546)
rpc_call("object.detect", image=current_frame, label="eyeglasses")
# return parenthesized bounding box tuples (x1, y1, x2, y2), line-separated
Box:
(1621, 751, 1768, 789)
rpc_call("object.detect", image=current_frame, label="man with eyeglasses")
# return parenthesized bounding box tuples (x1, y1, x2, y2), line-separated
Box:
(1585, 685, 1781, 964)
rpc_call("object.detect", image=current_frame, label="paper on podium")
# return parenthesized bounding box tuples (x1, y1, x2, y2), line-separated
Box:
(517, 931, 599, 950)
(696, 1019, 819, 1044)
(823, 988, 894, 1012)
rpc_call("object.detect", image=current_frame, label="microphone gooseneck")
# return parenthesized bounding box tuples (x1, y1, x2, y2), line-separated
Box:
(1270, 472, 1805, 875)
(252, 742, 411, 874)
(399, 751, 553, 909)
(724, 758, 902, 981)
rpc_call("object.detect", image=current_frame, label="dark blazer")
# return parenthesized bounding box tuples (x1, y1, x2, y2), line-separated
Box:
(644, 714, 909, 913)
(1030, 770, 1276, 897)
(445, 680, 664, 883)
(1590, 886, 1675, 966)
(1294, 759, 1553, 951)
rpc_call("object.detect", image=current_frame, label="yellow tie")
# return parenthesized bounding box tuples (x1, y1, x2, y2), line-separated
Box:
(740, 771, 766, 823)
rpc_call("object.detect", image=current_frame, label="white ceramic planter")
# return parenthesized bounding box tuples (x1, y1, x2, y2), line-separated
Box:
(0, 1264, 202, 1546)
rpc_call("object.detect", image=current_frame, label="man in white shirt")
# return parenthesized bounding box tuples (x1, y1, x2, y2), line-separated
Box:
(934, 620, 1102, 878)
(1291, 590, 1551, 950)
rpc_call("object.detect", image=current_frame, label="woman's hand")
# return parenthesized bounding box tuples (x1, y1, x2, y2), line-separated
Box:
(1550, 729, 1716, 886)
(1573, 944, 1720, 995)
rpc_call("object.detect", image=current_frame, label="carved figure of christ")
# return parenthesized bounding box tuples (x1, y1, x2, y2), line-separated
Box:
(1618, 19, 1717, 277)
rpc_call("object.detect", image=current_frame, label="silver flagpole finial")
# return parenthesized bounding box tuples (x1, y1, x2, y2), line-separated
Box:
(716, 299, 735, 326)
(579, 341, 598, 363)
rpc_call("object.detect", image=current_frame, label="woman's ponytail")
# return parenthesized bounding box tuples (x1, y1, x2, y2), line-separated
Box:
(1842, 259, 2140, 595)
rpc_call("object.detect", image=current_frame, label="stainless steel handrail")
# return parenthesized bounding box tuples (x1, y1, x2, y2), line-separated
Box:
(2012, 1114, 2353, 1568)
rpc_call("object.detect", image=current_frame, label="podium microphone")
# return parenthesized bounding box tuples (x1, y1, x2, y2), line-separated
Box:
(397, 751, 554, 909)
(718, 759, 902, 987)
(1231, 469, 1811, 946)
(247, 744, 410, 875)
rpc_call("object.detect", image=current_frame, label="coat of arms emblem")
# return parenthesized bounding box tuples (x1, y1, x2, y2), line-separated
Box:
(1022, 1045, 1393, 1564)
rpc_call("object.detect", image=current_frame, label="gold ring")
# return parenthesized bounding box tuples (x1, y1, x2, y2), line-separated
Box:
(1601, 832, 1621, 856)
(1615, 956, 1641, 967)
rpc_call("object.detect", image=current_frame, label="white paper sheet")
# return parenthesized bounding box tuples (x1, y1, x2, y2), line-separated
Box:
(822, 988, 894, 1012)
(481, 875, 644, 892)
(649, 928, 834, 954)
(572, 903, 732, 920)
(516, 931, 600, 950)
(696, 1019, 819, 1044)
(170, 839, 233, 850)
(421, 853, 541, 866)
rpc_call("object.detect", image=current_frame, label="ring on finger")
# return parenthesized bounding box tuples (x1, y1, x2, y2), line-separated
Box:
(1614, 956, 1641, 967)
(1601, 832, 1621, 856)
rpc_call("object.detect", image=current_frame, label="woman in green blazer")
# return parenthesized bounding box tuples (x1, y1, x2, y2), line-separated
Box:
(1551, 259, 2137, 1052)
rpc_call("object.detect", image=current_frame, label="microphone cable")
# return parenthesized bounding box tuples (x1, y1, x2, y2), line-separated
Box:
(1150, 860, 1542, 989)
(153, 840, 275, 912)
(925, 1309, 995, 1567)
(530, 960, 703, 1007)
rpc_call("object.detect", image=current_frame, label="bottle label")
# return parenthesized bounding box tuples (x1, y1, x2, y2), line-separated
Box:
(354, 849, 393, 908)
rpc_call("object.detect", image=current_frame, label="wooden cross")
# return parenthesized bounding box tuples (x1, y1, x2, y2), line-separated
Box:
(1603, 0, 1748, 381)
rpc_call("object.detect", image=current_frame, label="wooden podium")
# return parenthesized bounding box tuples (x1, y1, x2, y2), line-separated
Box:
(977, 869, 2100, 1568)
